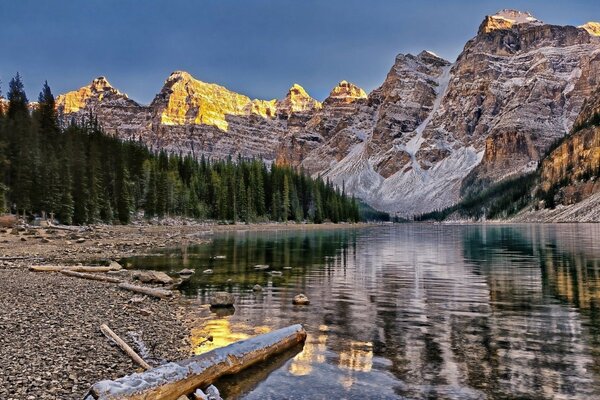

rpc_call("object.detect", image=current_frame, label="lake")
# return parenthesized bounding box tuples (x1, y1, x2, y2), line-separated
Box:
(126, 224, 600, 399)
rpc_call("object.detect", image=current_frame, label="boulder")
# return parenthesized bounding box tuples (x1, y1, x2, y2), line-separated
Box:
(210, 292, 235, 307)
(132, 270, 174, 285)
(293, 293, 310, 305)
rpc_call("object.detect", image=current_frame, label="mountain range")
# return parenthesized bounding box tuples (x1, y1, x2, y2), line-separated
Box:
(44, 10, 600, 216)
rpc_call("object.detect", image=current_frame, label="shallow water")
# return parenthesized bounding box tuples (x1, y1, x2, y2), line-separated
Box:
(126, 224, 600, 399)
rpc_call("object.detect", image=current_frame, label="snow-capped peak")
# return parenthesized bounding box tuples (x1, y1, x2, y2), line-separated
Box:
(491, 9, 541, 25)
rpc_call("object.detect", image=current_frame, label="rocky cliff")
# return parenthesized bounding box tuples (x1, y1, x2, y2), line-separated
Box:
(54, 10, 600, 217)
(538, 87, 600, 206)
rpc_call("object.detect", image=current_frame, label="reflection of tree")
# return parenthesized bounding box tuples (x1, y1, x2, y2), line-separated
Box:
(463, 225, 600, 397)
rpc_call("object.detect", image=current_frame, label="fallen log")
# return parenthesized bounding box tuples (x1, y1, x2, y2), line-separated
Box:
(29, 265, 121, 273)
(86, 324, 307, 400)
(60, 270, 123, 284)
(100, 324, 152, 371)
(118, 282, 173, 299)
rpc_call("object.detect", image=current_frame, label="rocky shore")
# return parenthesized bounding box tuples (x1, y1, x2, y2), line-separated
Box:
(0, 221, 367, 399)
(0, 267, 190, 399)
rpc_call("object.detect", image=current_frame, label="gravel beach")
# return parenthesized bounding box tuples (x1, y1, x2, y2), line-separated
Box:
(0, 268, 190, 399)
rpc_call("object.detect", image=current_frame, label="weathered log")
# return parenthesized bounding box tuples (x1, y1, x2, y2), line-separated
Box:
(60, 270, 123, 284)
(118, 282, 173, 299)
(29, 265, 121, 273)
(87, 324, 307, 400)
(100, 324, 152, 370)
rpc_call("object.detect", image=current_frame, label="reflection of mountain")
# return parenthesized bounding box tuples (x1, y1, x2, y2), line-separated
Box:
(127, 226, 600, 399)
(463, 224, 600, 395)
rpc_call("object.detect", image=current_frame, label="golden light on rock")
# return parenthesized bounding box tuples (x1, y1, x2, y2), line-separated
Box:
(55, 76, 124, 114)
(580, 22, 600, 36)
(327, 81, 367, 104)
(157, 72, 322, 132)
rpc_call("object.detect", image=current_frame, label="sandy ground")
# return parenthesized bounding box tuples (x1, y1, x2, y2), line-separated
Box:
(0, 221, 369, 399)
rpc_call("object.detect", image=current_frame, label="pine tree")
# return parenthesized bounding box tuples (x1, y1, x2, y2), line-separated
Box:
(282, 174, 290, 222)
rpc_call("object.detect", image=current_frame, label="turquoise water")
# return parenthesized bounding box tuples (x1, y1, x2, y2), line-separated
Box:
(126, 224, 600, 399)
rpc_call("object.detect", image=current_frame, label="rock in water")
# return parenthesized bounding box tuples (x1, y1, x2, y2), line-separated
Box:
(252, 284, 263, 292)
(132, 270, 174, 285)
(293, 294, 310, 305)
(210, 292, 235, 307)
(205, 385, 223, 400)
(254, 264, 269, 270)
(178, 268, 195, 275)
(202, 269, 213, 274)
(193, 389, 208, 400)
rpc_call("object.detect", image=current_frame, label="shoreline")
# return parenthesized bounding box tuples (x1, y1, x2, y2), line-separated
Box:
(0, 221, 374, 399)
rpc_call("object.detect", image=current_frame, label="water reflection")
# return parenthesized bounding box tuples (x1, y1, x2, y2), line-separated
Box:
(126, 224, 600, 399)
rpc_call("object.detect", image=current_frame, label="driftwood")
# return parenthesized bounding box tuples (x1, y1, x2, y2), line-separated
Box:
(100, 324, 152, 371)
(29, 265, 121, 273)
(60, 270, 123, 284)
(0, 256, 33, 261)
(118, 283, 173, 299)
(87, 324, 307, 400)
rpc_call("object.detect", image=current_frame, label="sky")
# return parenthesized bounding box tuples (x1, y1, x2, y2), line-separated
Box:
(1, 0, 599, 104)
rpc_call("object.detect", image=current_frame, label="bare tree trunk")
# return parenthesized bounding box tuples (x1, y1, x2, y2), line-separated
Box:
(87, 324, 307, 400)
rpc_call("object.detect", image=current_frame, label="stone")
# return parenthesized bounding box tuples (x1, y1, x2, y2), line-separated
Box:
(202, 269, 213, 274)
(293, 294, 310, 305)
(252, 284, 263, 292)
(108, 261, 122, 270)
(253, 264, 269, 270)
(205, 385, 223, 400)
(76, 238, 86, 244)
(132, 271, 174, 285)
(193, 388, 208, 400)
(178, 268, 195, 275)
(209, 292, 235, 307)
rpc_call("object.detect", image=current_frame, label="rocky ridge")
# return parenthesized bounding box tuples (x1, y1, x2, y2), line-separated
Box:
(53, 10, 600, 216)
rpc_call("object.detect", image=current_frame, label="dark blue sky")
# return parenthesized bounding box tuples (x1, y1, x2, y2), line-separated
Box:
(1, 1, 599, 103)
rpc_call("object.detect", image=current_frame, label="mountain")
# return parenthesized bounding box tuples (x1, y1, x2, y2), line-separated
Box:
(416, 81, 600, 223)
(533, 86, 600, 217)
(54, 10, 600, 217)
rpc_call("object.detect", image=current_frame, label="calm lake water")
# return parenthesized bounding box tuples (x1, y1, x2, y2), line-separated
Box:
(126, 224, 600, 400)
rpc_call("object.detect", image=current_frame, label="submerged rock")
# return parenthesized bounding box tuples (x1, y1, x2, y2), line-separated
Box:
(293, 293, 310, 305)
(210, 292, 235, 307)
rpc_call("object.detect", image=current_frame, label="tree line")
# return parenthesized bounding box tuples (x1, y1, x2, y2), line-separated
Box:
(0, 74, 360, 225)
